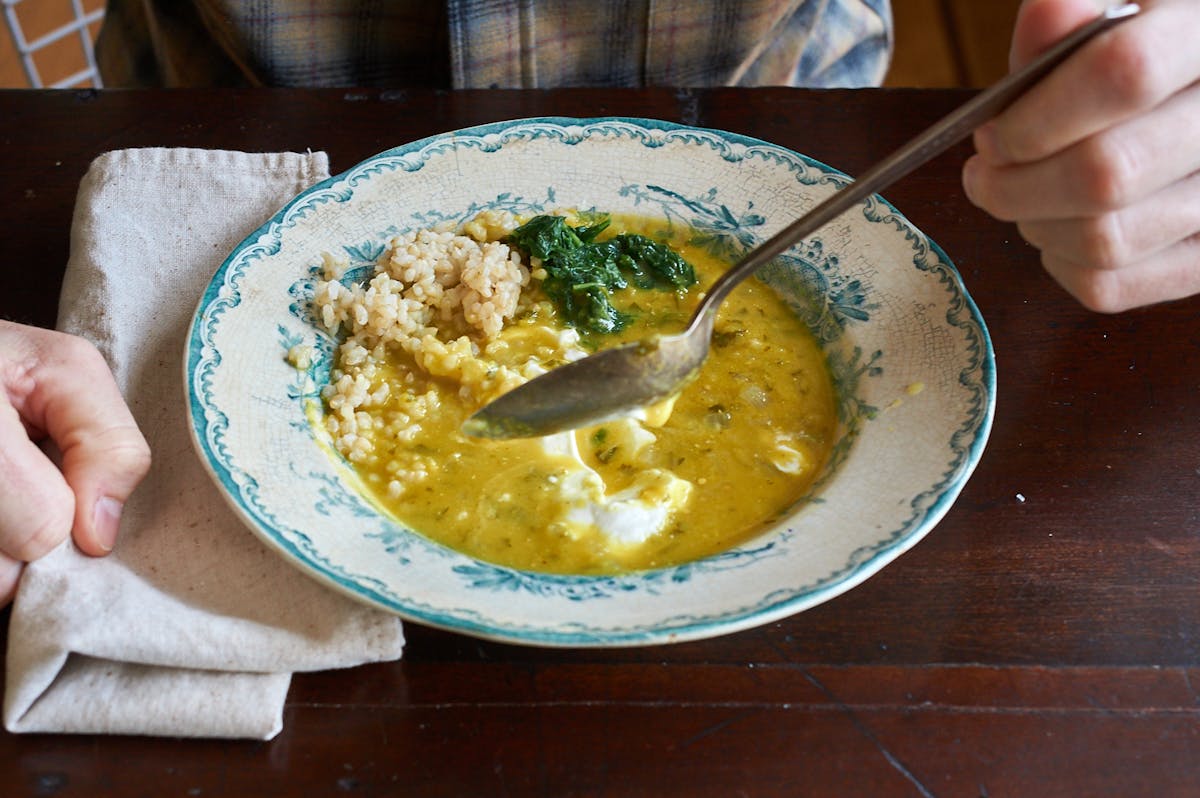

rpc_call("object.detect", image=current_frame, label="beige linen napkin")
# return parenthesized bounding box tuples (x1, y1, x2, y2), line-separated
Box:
(3, 148, 405, 740)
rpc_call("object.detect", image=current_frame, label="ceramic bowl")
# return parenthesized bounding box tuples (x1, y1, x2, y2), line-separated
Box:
(185, 117, 995, 646)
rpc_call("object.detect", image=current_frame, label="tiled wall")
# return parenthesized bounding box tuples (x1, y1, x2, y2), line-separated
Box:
(1, 0, 105, 88)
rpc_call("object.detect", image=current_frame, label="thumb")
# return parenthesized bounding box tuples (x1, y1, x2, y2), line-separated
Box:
(58, 421, 152, 556)
(1010, 0, 1108, 69)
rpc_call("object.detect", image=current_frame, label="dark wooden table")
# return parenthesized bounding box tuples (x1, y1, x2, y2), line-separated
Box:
(2, 88, 1198, 797)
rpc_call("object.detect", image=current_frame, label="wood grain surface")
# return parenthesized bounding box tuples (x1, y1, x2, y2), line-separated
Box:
(1, 87, 1197, 797)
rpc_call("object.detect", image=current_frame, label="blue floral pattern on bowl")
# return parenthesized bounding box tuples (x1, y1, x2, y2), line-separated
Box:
(185, 117, 995, 647)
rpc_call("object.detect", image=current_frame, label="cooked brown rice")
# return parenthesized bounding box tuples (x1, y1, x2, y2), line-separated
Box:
(310, 210, 583, 490)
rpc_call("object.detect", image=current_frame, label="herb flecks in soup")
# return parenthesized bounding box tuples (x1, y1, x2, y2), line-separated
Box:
(309, 211, 836, 574)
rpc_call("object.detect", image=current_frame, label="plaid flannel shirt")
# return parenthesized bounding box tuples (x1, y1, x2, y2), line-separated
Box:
(96, 0, 891, 89)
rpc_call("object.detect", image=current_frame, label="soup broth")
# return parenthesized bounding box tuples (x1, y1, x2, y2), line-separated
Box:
(309, 212, 837, 574)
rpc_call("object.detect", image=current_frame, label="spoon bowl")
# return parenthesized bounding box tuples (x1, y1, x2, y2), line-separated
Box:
(461, 319, 713, 439)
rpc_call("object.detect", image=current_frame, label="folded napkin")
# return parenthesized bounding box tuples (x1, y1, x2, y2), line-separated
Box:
(3, 148, 405, 739)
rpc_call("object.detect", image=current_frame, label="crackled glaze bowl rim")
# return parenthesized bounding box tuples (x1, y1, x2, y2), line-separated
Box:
(185, 117, 996, 647)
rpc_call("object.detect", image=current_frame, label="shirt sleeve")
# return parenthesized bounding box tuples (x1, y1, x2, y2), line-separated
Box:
(794, 0, 892, 87)
(736, 0, 893, 88)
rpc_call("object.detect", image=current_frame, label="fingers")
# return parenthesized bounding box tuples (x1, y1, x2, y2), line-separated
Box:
(0, 352, 76, 561)
(963, 1, 1200, 311)
(978, 0, 1200, 166)
(1008, 0, 1105, 71)
(0, 322, 151, 560)
(1015, 169, 1200, 271)
(1039, 233, 1200, 313)
(964, 81, 1200, 220)
(30, 334, 152, 556)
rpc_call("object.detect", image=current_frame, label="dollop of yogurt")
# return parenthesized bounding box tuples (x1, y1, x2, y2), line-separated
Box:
(536, 420, 692, 549)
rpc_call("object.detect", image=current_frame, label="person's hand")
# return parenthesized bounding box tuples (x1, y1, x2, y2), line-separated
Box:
(0, 321, 151, 604)
(962, 0, 1200, 312)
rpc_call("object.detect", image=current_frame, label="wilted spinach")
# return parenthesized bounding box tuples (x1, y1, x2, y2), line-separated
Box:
(507, 215, 697, 335)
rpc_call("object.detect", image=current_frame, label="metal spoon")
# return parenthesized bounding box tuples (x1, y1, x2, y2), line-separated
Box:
(463, 3, 1140, 439)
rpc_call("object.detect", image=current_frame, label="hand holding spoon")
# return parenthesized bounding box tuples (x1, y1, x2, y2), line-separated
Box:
(464, 4, 1140, 439)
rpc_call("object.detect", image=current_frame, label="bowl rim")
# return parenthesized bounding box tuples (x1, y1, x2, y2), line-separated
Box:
(184, 116, 997, 646)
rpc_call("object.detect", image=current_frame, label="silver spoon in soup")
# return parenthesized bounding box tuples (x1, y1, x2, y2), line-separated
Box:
(464, 4, 1140, 440)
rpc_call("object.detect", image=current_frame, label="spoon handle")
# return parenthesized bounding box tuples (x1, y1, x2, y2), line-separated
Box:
(694, 3, 1141, 321)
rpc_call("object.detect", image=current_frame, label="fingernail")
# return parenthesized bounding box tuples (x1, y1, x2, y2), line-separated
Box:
(92, 496, 123, 552)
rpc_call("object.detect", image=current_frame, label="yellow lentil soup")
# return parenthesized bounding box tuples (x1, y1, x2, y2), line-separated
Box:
(306, 211, 837, 574)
